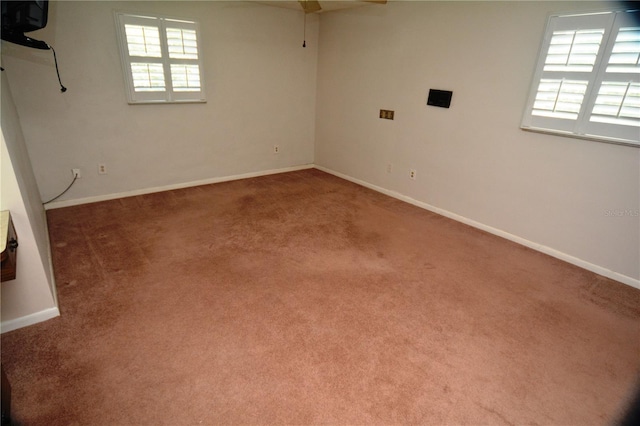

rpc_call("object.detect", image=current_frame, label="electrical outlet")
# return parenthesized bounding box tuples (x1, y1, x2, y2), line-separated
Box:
(72, 168, 81, 178)
(409, 169, 416, 180)
(98, 163, 107, 175)
(387, 163, 392, 173)
(273, 145, 280, 154)
(379, 109, 395, 120)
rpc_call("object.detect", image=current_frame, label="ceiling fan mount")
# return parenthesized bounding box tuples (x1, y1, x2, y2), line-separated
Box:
(298, 0, 387, 14)
(299, 0, 322, 14)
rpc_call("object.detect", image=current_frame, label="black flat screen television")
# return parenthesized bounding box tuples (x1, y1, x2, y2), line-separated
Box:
(1, 0, 49, 49)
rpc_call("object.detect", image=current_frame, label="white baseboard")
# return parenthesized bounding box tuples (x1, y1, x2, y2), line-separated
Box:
(1, 307, 60, 334)
(314, 165, 640, 290)
(41, 162, 639, 289)
(44, 164, 315, 210)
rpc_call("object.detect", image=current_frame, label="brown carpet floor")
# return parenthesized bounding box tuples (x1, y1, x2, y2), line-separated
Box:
(2, 169, 639, 425)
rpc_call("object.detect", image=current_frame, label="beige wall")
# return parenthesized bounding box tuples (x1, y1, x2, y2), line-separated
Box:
(1, 72, 58, 331)
(315, 1, 640, 285)
(2, 1, 319, 203)
(1, 0, 638, 330)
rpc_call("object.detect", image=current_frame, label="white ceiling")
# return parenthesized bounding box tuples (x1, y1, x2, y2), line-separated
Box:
(253, 1, 383, 14)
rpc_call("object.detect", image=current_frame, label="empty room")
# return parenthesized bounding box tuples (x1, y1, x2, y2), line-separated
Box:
(1, 0, 639, 424)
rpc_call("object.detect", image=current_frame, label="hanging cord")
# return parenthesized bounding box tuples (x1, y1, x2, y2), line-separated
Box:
(48, 44, 67, 92)
(43, 174, 77, 205)
(303, 12, 306, 48)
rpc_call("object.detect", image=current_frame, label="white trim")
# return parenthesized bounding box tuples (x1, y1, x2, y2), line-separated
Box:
(43, 162, 639, 289)
(43, 212, 59, 308)
(1, 307, 60, 334)
(44, 164, 315, 210)
(521, 126, 640, 148)
(314, 165, 640, 290)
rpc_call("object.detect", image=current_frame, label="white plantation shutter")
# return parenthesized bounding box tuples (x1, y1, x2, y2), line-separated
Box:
(583, 13, 640, 142)
(166, 27, 199, 60)
(165, 19, 203, 100)
(130, 62, 165, 92)
(543, 29, 604, 73)
(124, 25, 162, 58)
(590, 82, 640, 126)
(115, 13, 205, 103)
(532, 79, 589, 120)
(522, 10, 640, 146)
(170, 64, 201, 92)
(606, 27, 640, 73)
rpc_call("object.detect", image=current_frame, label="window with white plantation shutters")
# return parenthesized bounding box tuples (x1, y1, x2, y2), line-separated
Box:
(115, 12, 205, 104)
(522, 9, 639, 147)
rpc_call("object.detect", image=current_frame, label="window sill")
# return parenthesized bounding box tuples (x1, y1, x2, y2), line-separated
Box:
(521, 126, 640, 148)
(127, 99, 207, 105)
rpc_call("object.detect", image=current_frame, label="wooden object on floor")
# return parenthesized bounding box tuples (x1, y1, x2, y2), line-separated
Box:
(1, 364, 10, 426)
(1, 211, 18, 282)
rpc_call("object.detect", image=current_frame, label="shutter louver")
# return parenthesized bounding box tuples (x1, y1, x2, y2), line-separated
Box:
(166, 25, 202, 93)
(590, 82, 640, 126)
(544, 29, 604, 73)
(532, 79, 588, 120)
(166, 28, 199, 60)
(170, 65, 201, 92)
(125, 25, 162, 58)
(130, 63, 166, 92)
(606, 27, 640, 73)
(530, 26, 604, 122)
(588, 25, 640, 130)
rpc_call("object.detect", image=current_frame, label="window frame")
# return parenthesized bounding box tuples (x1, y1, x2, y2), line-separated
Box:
(521, 9, 640, 147)
(114, 11, 206, 104)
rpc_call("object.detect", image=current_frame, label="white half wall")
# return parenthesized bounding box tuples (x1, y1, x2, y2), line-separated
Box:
(1, 72, 59, 331)
(314, 1, 640, 283)
(1, 0, 319, 204)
